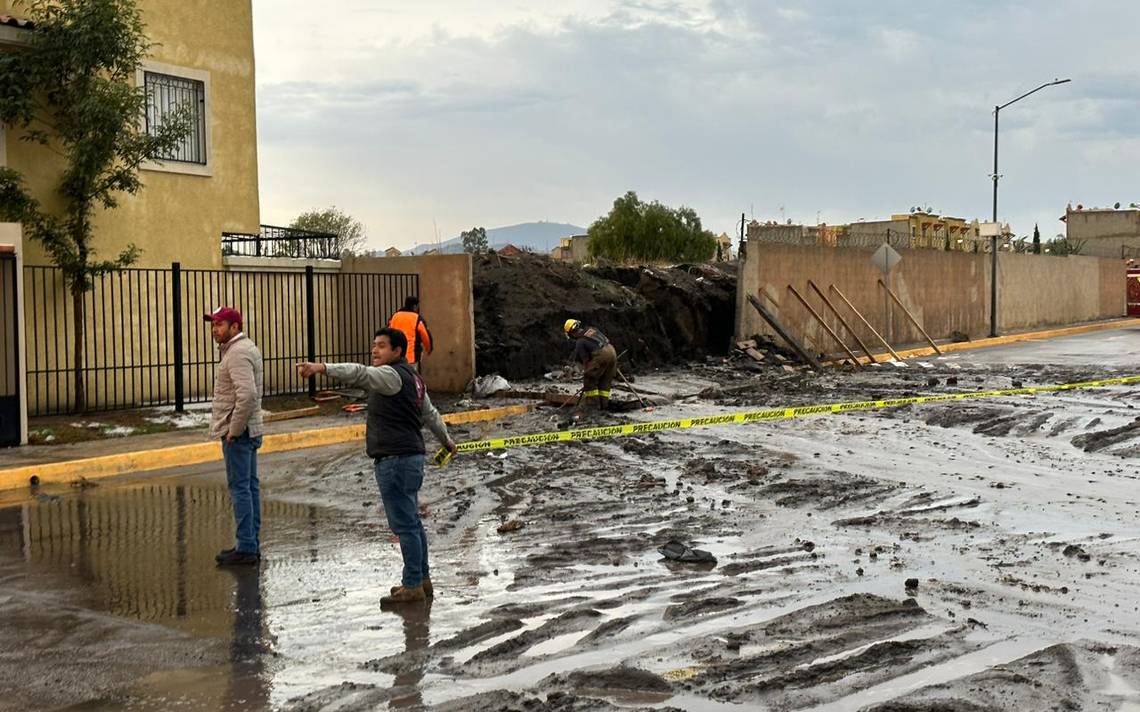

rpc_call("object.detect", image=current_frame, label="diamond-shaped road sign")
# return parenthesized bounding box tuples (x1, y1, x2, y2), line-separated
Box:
(871, 243, 902, 275)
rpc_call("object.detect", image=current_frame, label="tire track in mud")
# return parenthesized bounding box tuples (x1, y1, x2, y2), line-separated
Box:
(273, 359, 1140, 712)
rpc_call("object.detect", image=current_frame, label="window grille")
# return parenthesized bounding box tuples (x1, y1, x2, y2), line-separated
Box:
(145, 71, 207, 165)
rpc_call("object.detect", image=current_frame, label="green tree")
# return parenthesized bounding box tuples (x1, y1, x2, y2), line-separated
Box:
(1032, 223, 1041, 254)
(0, 0, 191, 411)
(1043, 234, 1086, 256)
(290, 206, 367, 255)
(461, 226, 488, 254)
(587, 191, 717, 263)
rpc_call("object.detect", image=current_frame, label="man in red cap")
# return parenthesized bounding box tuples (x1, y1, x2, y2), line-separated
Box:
(204, 307, 264, 566)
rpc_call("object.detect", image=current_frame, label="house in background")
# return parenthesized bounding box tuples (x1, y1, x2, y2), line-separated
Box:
(1063, 205, 1140, 259)
(845, 212, 984, 251)
(551, 234, 590, 263)
(0, 0, 260, 270)
(715, 233, 733, 261)
(385, 246, 402, 257)
(749, 211, 987, 252)
(497, 244, 524, 257)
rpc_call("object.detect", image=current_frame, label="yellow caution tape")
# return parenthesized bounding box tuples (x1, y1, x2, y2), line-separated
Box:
(661, 666, 701, 681)
(433, 374, 1140, 465)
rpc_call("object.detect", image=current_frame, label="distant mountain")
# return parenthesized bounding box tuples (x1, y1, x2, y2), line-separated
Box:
(406, 221, 586, 255)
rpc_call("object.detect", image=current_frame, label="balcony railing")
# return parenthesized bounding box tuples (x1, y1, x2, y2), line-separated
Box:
(222, 225, 341, 260)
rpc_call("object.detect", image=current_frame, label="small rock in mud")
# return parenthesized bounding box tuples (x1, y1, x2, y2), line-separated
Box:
(497, 519, 524, 534)
(905, 578, 920, 590)
(664, 597, 741, 621)
(685, 458, 717, 478)
(1062, 544, 1091, 562)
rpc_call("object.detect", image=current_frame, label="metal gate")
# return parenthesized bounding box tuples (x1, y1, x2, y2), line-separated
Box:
(0, 249, 19, 446)
(1128, 266, 1140, 318)
(22, 264, 420, 415)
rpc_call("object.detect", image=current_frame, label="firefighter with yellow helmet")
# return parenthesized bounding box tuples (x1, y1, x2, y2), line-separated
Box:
(563, 318, 618, 410)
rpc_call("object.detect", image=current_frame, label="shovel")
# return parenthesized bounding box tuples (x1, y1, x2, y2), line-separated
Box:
(557, 388, 584, 411)
(616, 367, 647, 407)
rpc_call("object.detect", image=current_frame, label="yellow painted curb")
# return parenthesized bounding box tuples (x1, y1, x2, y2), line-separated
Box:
(857, 318, 1140, 364)
(0, 403, 534, 492)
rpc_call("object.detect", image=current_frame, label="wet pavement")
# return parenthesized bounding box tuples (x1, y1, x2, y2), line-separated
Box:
(1, 327, 1140, 711)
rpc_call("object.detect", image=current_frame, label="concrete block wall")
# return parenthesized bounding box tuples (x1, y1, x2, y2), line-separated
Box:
(736, 242, 1126, 355)
(340, 253, 475, 392)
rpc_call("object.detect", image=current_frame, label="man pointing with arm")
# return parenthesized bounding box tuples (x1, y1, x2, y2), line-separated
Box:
(298, 327, 456, 605)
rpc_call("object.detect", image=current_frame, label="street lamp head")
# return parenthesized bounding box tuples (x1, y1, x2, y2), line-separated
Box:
(1051, 78, 1072, 86)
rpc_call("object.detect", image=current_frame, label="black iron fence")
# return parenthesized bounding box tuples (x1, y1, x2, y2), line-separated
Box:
(221, 225, 341, 260)
(23, 264, 418, 416)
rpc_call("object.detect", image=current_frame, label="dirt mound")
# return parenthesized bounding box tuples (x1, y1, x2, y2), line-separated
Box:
(473, 253, 736, 379)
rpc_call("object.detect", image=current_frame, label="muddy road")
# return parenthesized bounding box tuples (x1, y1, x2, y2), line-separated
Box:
(1, 328, 1139, 711)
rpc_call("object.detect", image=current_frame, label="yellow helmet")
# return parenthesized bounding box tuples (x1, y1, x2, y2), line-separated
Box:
(563, 318, 581, 336)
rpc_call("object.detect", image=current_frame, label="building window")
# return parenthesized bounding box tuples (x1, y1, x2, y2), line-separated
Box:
(144, 71, 207, 165)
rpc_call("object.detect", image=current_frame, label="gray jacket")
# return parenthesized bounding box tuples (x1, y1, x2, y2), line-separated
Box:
(325, 363, 451, 447)
(209, 333, 264, 439)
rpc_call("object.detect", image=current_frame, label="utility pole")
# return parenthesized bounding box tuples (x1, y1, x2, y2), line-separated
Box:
(989, 78, 1070, 337)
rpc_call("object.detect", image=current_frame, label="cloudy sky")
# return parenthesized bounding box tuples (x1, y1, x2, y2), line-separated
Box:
(251, 1, 1140, 252)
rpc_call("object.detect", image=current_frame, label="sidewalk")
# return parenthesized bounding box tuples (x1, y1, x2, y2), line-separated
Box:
(0, 410, 352, 469)
(855, 317, 1140, 364)
(0, 403, 532, 491)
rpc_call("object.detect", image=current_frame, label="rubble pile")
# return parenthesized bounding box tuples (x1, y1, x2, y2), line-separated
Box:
(473, 253, 736, 379)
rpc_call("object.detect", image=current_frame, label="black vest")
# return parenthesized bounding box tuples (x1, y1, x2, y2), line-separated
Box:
(366, 362, 426, 459)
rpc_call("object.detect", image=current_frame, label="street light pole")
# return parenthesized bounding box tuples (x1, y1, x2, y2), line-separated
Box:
(988, 78, 1070, 337)
(990, 105, 1000, 337)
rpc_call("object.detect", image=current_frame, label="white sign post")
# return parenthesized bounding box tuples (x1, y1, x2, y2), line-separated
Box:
(871, 243, 902, 275)
(871, 243, 902, 345)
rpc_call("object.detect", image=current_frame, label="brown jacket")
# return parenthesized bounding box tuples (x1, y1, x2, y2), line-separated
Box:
(209, 332, 264, 439)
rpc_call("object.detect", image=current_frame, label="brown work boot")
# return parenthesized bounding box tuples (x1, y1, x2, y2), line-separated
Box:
(390, 579, 433, 597)
(381, 585, 426, 605)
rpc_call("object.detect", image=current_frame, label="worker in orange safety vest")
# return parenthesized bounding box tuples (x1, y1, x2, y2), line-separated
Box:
(388, 296, 434, 371)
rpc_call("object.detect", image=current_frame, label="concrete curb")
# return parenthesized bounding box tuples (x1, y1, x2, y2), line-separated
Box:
(857, 318, 1140, 364)
(0, 403, 534, 492)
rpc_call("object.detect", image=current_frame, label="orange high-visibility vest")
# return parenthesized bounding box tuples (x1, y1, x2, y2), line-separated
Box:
(388, 310, 433, 363)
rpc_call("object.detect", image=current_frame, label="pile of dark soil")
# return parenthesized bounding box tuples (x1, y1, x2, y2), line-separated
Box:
(473, 252, 737, 379)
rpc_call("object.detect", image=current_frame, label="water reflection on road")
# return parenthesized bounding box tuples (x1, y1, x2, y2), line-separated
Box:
(0, 482, 431, 710)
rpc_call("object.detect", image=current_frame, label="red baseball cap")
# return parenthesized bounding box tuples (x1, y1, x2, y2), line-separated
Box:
(203, 306, 242, 325)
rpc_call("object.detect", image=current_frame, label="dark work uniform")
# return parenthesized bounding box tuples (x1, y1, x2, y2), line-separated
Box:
(572, 326, 618, 409)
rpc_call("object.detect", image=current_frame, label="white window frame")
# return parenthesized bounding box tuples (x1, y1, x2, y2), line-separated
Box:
(137, 60, 213, 177)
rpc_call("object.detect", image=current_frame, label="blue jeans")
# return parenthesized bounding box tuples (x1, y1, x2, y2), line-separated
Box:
(374, 454, 428, 588)
(223, 431, 263, 554)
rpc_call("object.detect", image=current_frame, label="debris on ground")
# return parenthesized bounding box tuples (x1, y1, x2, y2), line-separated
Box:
(471, 374, 512, 398)
(658, 540, 717, 565)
